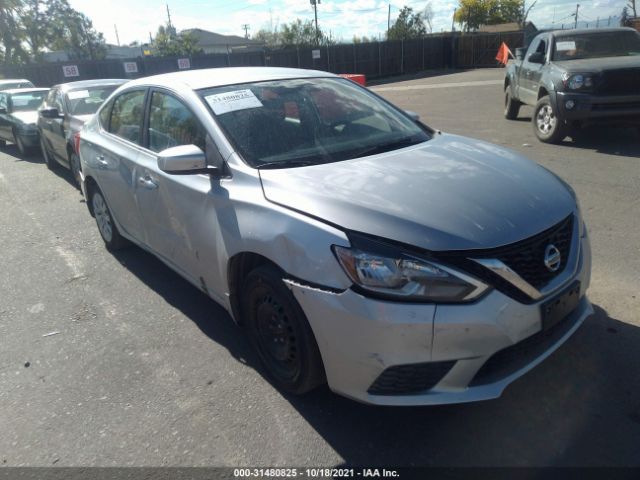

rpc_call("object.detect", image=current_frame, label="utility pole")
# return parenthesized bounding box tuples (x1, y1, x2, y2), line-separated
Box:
(166, 4, 174, 34)
(387, 4, 391, 37)
(242, 24, 250, 39)
(310, 0, 320, 45)
(114, 24, 120, 46)
(574, 3, 580, 29)
(451, 9, 456, 32)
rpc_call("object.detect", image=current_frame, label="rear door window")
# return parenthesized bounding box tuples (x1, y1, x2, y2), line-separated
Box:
(108, 90, 146, 145)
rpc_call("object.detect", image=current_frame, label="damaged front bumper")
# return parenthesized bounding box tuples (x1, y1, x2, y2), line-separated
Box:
(287, 235, 592, 406)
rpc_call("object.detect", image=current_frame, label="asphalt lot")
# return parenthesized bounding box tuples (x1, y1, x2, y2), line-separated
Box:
(0, 68, 639, 467)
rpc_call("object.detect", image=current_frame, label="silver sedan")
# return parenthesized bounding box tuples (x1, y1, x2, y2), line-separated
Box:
(79, 67, 592, 405)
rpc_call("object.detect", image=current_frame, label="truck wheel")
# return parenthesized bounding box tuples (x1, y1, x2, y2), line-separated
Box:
(504, 86, 520, 120)
(533, 96, 567, 144)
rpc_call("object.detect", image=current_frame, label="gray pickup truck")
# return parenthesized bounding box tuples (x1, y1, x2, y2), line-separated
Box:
(504, 27, 640, 143)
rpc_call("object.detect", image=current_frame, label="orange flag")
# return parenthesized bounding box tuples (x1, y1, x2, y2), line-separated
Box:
(496, 42, 512, 65)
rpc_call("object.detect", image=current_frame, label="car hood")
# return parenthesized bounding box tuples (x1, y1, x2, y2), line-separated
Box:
(553, 55, 640, 73)
(259, 133, 576, 252)
(11, 111, 38, 125)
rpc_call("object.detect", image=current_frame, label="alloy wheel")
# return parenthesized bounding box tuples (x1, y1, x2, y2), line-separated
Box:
(536, 105, 556, 135)
(92, 192, 113, 243)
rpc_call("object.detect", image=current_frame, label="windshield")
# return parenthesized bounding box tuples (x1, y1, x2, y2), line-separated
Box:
(199, 77, 431, 168)
(66, 86, 119, 115)
(552, 31, 640, 61)
(11, 92, 46, 112)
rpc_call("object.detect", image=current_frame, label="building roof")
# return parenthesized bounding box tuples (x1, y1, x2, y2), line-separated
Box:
(127, 67, 335, 91)
(181, 28, 263, 47)
(54, 79, 128, 92)
(479, 22, 521, 33)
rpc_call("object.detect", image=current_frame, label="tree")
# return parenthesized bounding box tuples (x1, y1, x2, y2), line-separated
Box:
(387, 6, 427, 40)
(152, 24, 202, 57)
(629, 0, 637, 18)
(353, 35, 373, 44)
(0, 0, 27, 64)
(254, 19, 332, 47)
(18, 0, 107, 61)
(253, 28, 281, 47)
(454, 0, 526, 32)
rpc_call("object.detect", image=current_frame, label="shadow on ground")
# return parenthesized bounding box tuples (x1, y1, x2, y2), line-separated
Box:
(514, 119, 640, 158)
(111, 246, 640, 466)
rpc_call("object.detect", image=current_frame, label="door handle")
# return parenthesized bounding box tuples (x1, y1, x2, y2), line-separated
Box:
(138, 175, 158, 190)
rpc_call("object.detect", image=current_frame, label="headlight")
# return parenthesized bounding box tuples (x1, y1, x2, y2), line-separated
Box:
(332, 242, 489, 303)
(562, 73, 594, 91)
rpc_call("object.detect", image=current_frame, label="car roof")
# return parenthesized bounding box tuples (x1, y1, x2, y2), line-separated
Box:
(0, 79, 32, 85)
(55, 79, 128, 92)
(125, 67, 337, 91)
(551, 27, 637, 38)
(3, 88, 49, 95)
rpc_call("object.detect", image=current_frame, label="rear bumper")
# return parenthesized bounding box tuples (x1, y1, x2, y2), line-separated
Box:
(288, 234, 592, 406)
(557, 92, 640, 123)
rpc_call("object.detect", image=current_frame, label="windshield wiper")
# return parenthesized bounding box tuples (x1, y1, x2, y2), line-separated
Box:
(354, 136, 425, 158)
(256, 159, 321, 169)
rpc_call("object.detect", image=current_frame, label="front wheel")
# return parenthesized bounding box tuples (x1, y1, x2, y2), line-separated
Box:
(504, 86, 520, 120)
(69, 153, 82, 189)
(14, 130, 31, 156)
(533, 96, 567, 143)
(90, 187, 130, 251)
(242, 265, 325, 395)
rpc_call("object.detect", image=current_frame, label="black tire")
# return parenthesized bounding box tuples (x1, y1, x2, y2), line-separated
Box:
(242, 265, 325, 395)
(504, 85, 520, 120)
(0, 139, 6, 147)
(40, 138, 58, 170)
(13, 129, 31, 156)
(69, 152, 82, 189)
(533, 95, 568, 144)
(90, 186, 130, 251)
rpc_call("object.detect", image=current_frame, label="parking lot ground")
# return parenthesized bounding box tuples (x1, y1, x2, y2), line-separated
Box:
(0, 69, 639, 467)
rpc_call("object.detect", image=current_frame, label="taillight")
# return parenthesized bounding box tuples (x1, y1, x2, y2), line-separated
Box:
(73, 132, 81, 155)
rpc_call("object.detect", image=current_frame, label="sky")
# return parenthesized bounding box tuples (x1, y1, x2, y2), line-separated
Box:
(68, 0, 628, 46)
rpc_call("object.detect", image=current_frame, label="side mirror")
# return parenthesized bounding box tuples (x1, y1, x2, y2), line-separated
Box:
(40, 107, 62, 119)
(0, 107, 6, 114)
(405, 110, 420, 122)
(528, 52, 545, 64)
(515, 47, 526, 61)
(157, 144, 217, 175)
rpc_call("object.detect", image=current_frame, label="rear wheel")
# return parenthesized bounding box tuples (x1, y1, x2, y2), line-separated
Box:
(533, 95, 568, 144)
(504, 86, 520, 120)
(90, 187, 130, 251)
(242, 265, 325, 395)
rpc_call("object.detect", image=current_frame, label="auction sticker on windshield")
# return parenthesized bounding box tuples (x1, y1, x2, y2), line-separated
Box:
(67, 90, 90, 100)
(205, 89, 263, 115)
(556, 41, 577, 51)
